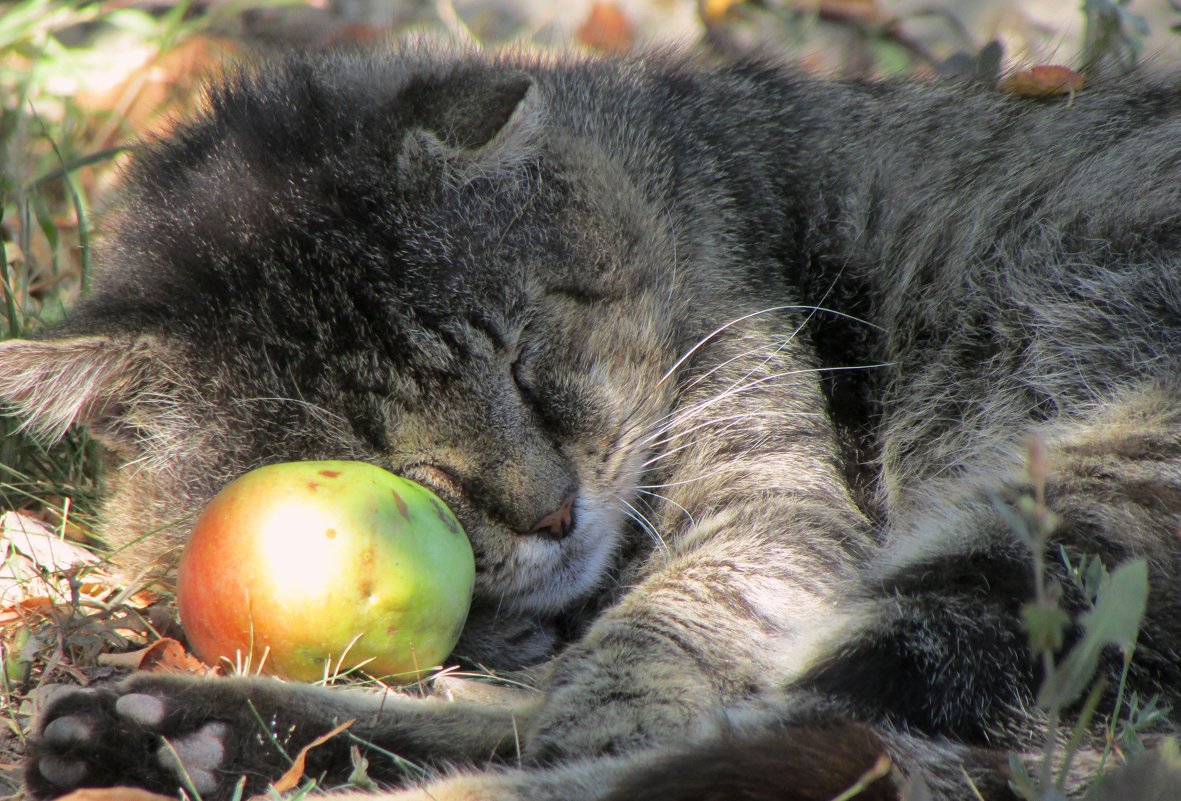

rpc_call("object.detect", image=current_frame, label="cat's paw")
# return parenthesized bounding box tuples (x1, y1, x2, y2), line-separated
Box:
(26, 675, 303, 801)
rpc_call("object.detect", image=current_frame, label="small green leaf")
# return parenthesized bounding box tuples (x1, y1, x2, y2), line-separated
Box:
(3, 625, 32, 686)
(1007, 752, 1039, 801)
(1085, 559, 1148, 651)
(1038, 559, 1148, 709)
(1022, 600, 1071, 654)
(101, 9, 163, 39)
(347, 745, 378, 791)
(1084, 555, 1108, 603)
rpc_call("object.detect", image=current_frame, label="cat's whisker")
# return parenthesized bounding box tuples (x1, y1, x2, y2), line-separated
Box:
(642, 361, 893, 450)
(655, 304, 882, 389)
(637, 368, 833, 449)
(645, 365, 815, 437)
(684, 327, 796, 374)
(639, 375, 784, 445)
(614, 496, 669, 552)
(682, 331, 804, 395)
(609, 347, 859, 460)
(635, 456, 762, 492)
(635, 489, 696, 529)
(633, 422, 770, 493)
(615, 309, 883, 456)
(640, 411, 810, 466)
(639, 439, 701, 469)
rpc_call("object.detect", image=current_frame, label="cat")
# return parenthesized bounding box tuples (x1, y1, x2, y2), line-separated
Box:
(5, 37, 1181, 801)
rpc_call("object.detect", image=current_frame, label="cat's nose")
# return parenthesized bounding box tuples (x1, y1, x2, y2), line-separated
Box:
(530, 494, 576, 540)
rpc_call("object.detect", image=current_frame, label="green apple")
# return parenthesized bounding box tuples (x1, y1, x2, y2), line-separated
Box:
(176, 460, 474, 682)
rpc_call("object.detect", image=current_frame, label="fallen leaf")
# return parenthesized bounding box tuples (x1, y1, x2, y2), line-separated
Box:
(78, 581, 115, 600)
(74, 34, 239, 141)
(2, 511, 98, 572)
(1000, 65, 1085, 98)
(577, 2, 634, 53)
(700, 0, 744, 23)
(268, 719, 355, 794)
(126, 588, 164, 609)
(816, 0, 881, 23)
(57, 788, 177, 801)
(97, 638, 217, 675)
(0, 596, 56, 625)
(0, 511, 111, 612)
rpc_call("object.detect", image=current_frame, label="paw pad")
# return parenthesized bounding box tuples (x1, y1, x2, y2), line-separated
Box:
(36, 754, 88, 789)
(156, 721, 229, 796)
(41, 717, 94, 748)
(115, 693, 167, 727)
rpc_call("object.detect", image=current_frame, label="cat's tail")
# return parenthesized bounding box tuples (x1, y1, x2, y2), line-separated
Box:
(599, 720, 1177, 801)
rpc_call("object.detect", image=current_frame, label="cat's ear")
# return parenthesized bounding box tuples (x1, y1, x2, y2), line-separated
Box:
(0, 335, 159, 442)
(396, 68, 543, 180)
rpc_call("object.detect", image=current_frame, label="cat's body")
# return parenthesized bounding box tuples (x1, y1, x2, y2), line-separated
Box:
(6, 41, 1181, 800)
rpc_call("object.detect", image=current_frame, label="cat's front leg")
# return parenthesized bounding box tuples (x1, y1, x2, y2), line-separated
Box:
(28, 674, 674, 801)
(27, 673, 535, 801)
(521, 514, 863, 763)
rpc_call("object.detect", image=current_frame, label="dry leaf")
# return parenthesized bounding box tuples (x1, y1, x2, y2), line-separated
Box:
(126, 588, 164, 609)
(29, 498, 92, 543)
(816, 0, 881, 22)
(2, 511, 98, 572)
(577, 2, 634, 54)
(770, 0, 884, 24)
(77, 581, 115, 600)
(0, 510, 108, 611)
(58, 788, 177, 801)
(700, 0, 745, 22)
(1000, 65, 1085, 98)
(0, 596, 56, 625)
(268, 719, 355, 794)
(97, 638, 217, 675)
(74, 34, 238, 141)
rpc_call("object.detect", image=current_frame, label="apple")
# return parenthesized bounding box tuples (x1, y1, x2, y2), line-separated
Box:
(176, 460, 475, 682)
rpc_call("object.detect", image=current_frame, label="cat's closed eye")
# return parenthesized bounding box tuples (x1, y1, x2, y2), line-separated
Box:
(509, 342, 539, 407)
(403, 463, 466, 500)
(509, 345, 600, 441)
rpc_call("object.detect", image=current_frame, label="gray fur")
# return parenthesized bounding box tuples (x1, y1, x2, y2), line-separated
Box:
(6, 39, 1181, 800)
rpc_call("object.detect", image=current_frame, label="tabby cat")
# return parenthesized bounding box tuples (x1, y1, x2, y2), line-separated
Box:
(5, 38, 1181, 801)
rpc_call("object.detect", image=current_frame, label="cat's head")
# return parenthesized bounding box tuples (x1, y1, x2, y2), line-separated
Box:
(0, 46, 684, 630)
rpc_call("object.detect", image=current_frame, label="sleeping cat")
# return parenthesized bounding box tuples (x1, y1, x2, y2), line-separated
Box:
(5, 38, 1181, 800)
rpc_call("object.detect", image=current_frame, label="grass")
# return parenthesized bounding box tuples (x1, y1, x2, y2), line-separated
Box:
(0, 0, 198, 518)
